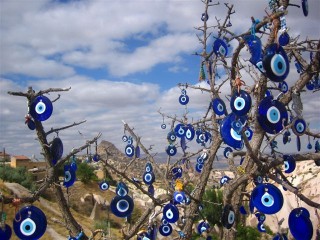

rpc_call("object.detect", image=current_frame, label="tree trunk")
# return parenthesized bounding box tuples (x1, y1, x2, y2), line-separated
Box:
(183, 138, 222, 238)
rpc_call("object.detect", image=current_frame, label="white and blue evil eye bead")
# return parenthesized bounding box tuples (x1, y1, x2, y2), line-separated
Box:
(264, 89, 273, 98)
(143, 171, 155, 185)
(239, 206, 247, 215)
(220, 113, 244, 150)
(135, 146, 141, 158)
(110, 195, 134, 218)
(29, 95, 53, 121)
(197, 220, 210, 234)
(221, 204, 235, 229)
(99, 180, 110, 191)
(92, 154, 100, 162)
(255, 212, 266, 223)
(200, 151, 209, 161)
(166, 145, 177, 156)
(63, 164, 76, 188)
(174, 124, 186, 138)
(213, 38, 228, 57)
(263, 44, 290, 82)
(291, 118, 307, 136)
(162, 203, 179, 223)
(50, 137, 63, 165)
(283, 155, 296, 173)
(289, 207, 313, 240)
(125, 144, 135, 157)
(212, 98, 227, 116)
(256, 60, 266, 73)
(185, 124, 195, 141)
(251, 183, 283, 214)
(244, 127, 253, 141)
(145, 163, 153, 173)
(230, 90, 252, 116)
(243, 34, 262, 66)
(148, 184, 155, 196)
(195, 163, 204, 173)
(173, 191, 186, 203)
(0, 224, 12, 240)
(13, 206, 47, 240)
(257, 222, 266, 232)
(159, 222, 173, 236)
(278, 81, 288, 93)
(179, 94, 189, 105)
(231, 119, 243, 134)
(181, 89, 187, 95)
(253, 175, 263, 186)
(172, 167, 183, 179)
(220, 175, 231, 186)
(167, 131, 177, 142)
(116, 182, 129, 196)
(127, 137, 133, 145)
(301, 0, 309, 17)
(197, 155, 205, 164)
(257, 97, 288, 134)
(122, 135, 128, 142)
(279, 32, 290, 46)
(201, 13, 209, 21)
(161, 123, 166, 129)
(223, 147, 233, 158)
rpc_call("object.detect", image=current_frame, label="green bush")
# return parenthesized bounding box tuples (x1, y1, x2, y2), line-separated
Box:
(202, 187, 223, 227)
(236, 225, 261, 240)
(76, 162, 98, 184)
(0, 165, 36, 190)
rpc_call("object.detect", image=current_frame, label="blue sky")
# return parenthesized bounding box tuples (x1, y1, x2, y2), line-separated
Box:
(0, 0, 319, 159)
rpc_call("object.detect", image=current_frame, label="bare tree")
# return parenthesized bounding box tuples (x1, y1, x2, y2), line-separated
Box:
(1, 0, 320, 240)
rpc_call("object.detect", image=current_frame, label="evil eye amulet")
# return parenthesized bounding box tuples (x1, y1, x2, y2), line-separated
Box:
(29, 95, 53, 121)
(99, 180, 110, 191)
(159, 222, 172, 236)
(110, 195, 134, 218)
(163, 203, 179, 223)
(166, 145, 177, 156)
(213, 38, 228, 57)
(50, 137, 63, 165)
(223, 147, 233, 158)
(161, 123, 166, 129)
(257, 97, 288, 134)
(251, 183, 283, 214)
(13, 205, 47, 240)
(279, 32, 290, 46)
(63, 164, 76, 187)
(257, 222, 266, 232)
(212, 98, 227, 116)
(230, 90, 252, 116)
(185, 124, 195, 141)
(302, 0, 308, 16)
(179, 94, 189, 105)
(145, 162, 153, 172)
(0, 224, 12, 240)
(220, 175, 231, 186)
(173, 191, 186, 203)
(221, 204, 235, 229)
(278, 81, 288, 93)
(288, 207, 313, 240)
(195, 163, 204, 173)
(172, 167, 183, 179)
(125, 144, 135, 157)
(220, 113, 244, 150)
(175, 124, 186, 138)
(263, 43, 290, 82)
(197, 220, 210, 234)
(283, 155, 296, 173)
(116, 182, 129, 196)
(143, 171, 155, 185)
(167, 131, 177, 142)
(291, 118, 306, 136)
